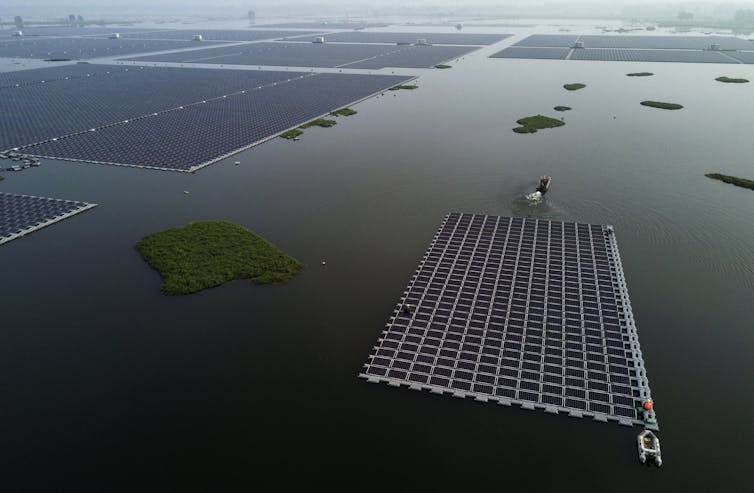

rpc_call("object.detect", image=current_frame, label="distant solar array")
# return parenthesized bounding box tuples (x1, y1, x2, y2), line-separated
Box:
(127, 41, 477, 69)
(570, 48, 737, 64)
(0, 192, 96, 245)
(21, 72, 413, 171)
(513, 34, 754, 51)
(257, 22, 390, 29)
(115, 29, 320, 42)
(288, 32, 511, 45)
(0, 27, 166, 38)
(0, 65, 298, 151)
(0, 37, 225, 60)
(513, 35, 580, 48)
(490, 47, 570, 60)
(360, 213, 657, 429)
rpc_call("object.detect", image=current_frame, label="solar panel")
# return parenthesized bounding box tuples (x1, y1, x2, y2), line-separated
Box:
(578, 35, 754, 51)
(726, 51, 754, 64)
(288, 32, 511, 45)
(513, 35, 580, 47)
(256, 22, 390, 29)
(117, 30, 321, 42)
(359, 213, 658, 430)
(127, 41, 478, 69)
(0, 37, 226, 60)
(0, 192, 96, 245)
(489, 47, 570, 60)
(21, 72, 414, 171)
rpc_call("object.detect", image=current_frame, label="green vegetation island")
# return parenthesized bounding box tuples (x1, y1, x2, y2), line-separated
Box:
(300, 118, 336, 129)
(640, 101, 684, 110)
(135, 221, 302, 295)
(280, 129, 303, 140)
(434, 64, 452, 69)
(627, 72, 654, 77)
(715, 76, 750, 83)
(513, 115, 566, 134)
(704, 173, 754, 190)
(330, 108, 358, 117)
(554, 106, 572, 112)
(563, 83, 586, 91)
(389, 84, 418, 91)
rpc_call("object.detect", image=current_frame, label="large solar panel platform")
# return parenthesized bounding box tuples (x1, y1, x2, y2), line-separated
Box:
(0, 37, 226, 60)
(288, 32, 511, 45)
(490, 47, 570, 60)
(127, 41, 478, 69)
(257, 22, 390, 29)
(0, 192, 96, 245)
(569, 48, 737, 64)
(114, 29, 320, 42)
(0, 65, 303, 151)
(360, 213, 658, 430)
(20, 72, 414, 172)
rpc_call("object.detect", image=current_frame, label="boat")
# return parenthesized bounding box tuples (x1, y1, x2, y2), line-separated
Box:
(536, 175, 552, 194)
(637, 430, 662, 467)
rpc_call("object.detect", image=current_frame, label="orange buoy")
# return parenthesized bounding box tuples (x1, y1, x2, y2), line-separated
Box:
(643, 400, 653, 411)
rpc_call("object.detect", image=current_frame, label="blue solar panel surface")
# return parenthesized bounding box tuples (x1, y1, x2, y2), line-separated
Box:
(514, 35, 580, 47)
(257, 22, 389, 29)
(489, 46, 570, 60)
(127, 41, 477, 69)
(578, 34, 754, 51)
(22, 72, 413, 171)
(0, 37, 225, 60)
(0, 65, 301, 151)
(727, 51, 754, 63)
(570, 48, 737, 63)
(117, 29, 320, 41)
(0, 27, 167, 38)
(360, 213, 657, 429)
(289, 32, 511, 45)
(0, 192, 95, 245)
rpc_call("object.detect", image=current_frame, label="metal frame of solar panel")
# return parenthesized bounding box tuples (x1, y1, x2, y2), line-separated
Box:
(360, 213, 658, 430)
(489, 47, 570, 60)
(21, 72, 414, 172)
(289, 32, 511, 45)
(0, 192, 96, 245)
(127, 41, 478, 69)
(0, 37, 227, 60)
(570, 48, 736, 64)
(0, 65, 305, 152)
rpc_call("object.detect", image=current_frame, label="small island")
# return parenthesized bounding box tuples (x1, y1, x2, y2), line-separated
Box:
(280, 129, 303, 140)
(330, 108, 358, 117)
(704, 173, 754, 191)
(563, 83, 586, 91)
(300, 118, 337, 129)
(434, 64, 452, 69)
(640, 101, 684, 110)
(388, 84, 418, 91)
(554, 106, 572, 112)
(715, 76, 749, 84)
(627, 72, 654, 77)
(135, 221, 302, 295)
(513, 115, 566, 134)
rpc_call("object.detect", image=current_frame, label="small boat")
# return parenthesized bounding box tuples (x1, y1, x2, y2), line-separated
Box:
(637, 430, 662, 467)
(536, 175, 552, 194)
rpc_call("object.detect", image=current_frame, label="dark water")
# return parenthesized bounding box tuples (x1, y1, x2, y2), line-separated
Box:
(1, 49, 753, 490)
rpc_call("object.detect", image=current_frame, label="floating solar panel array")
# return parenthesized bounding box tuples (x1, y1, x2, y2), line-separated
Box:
(570, 48, 737, 64)
(116, 29, 320, 42)
(288, 32, 511, 45)
(22, 72, 413, 171)
(257, 22, 390, 29)
(727, 51, 754, 64)
(360, 213, 658, 430)
(489, 47, 570, 60)
(127, 41, 478, 69)
(577, 35, 754, 51)
(0, 65, 299, 151)
(513, 35, 580, 47)
(0, 192, 96, 245)
(0, 37, 226, 60)
(0, 27, 168, 38)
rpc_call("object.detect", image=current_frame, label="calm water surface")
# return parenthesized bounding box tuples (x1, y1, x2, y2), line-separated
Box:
(1, 39, 752, 490)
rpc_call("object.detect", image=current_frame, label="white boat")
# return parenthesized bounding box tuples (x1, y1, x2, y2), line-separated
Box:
(637, 430, 662, 467)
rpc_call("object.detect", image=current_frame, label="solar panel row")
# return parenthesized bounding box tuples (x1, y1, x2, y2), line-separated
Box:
(287, 32, 510, 46)
(127, 41, 478, 69)
(22, 72, 414, 171)
(0, 192, 96, 245)
(489, 47, 570, 60)
(570, 48, 737, 63)
(514, 34, 754, 51)
(114, 29, 320, 42)
(360, 213, 657, 429)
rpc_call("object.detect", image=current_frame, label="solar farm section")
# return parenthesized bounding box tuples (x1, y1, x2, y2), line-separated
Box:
(491, 34, 754, 64)
(287, 32, 511, 45)
(360, 213, 658, 430)
(0, 192, 96, 245)
(2, 66, 412, 171)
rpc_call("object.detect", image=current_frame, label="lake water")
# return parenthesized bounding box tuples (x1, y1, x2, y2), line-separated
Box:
(1, 33, 752, 490)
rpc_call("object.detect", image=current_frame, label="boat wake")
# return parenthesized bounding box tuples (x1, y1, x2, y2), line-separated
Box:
(525, 191, 543, 203)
